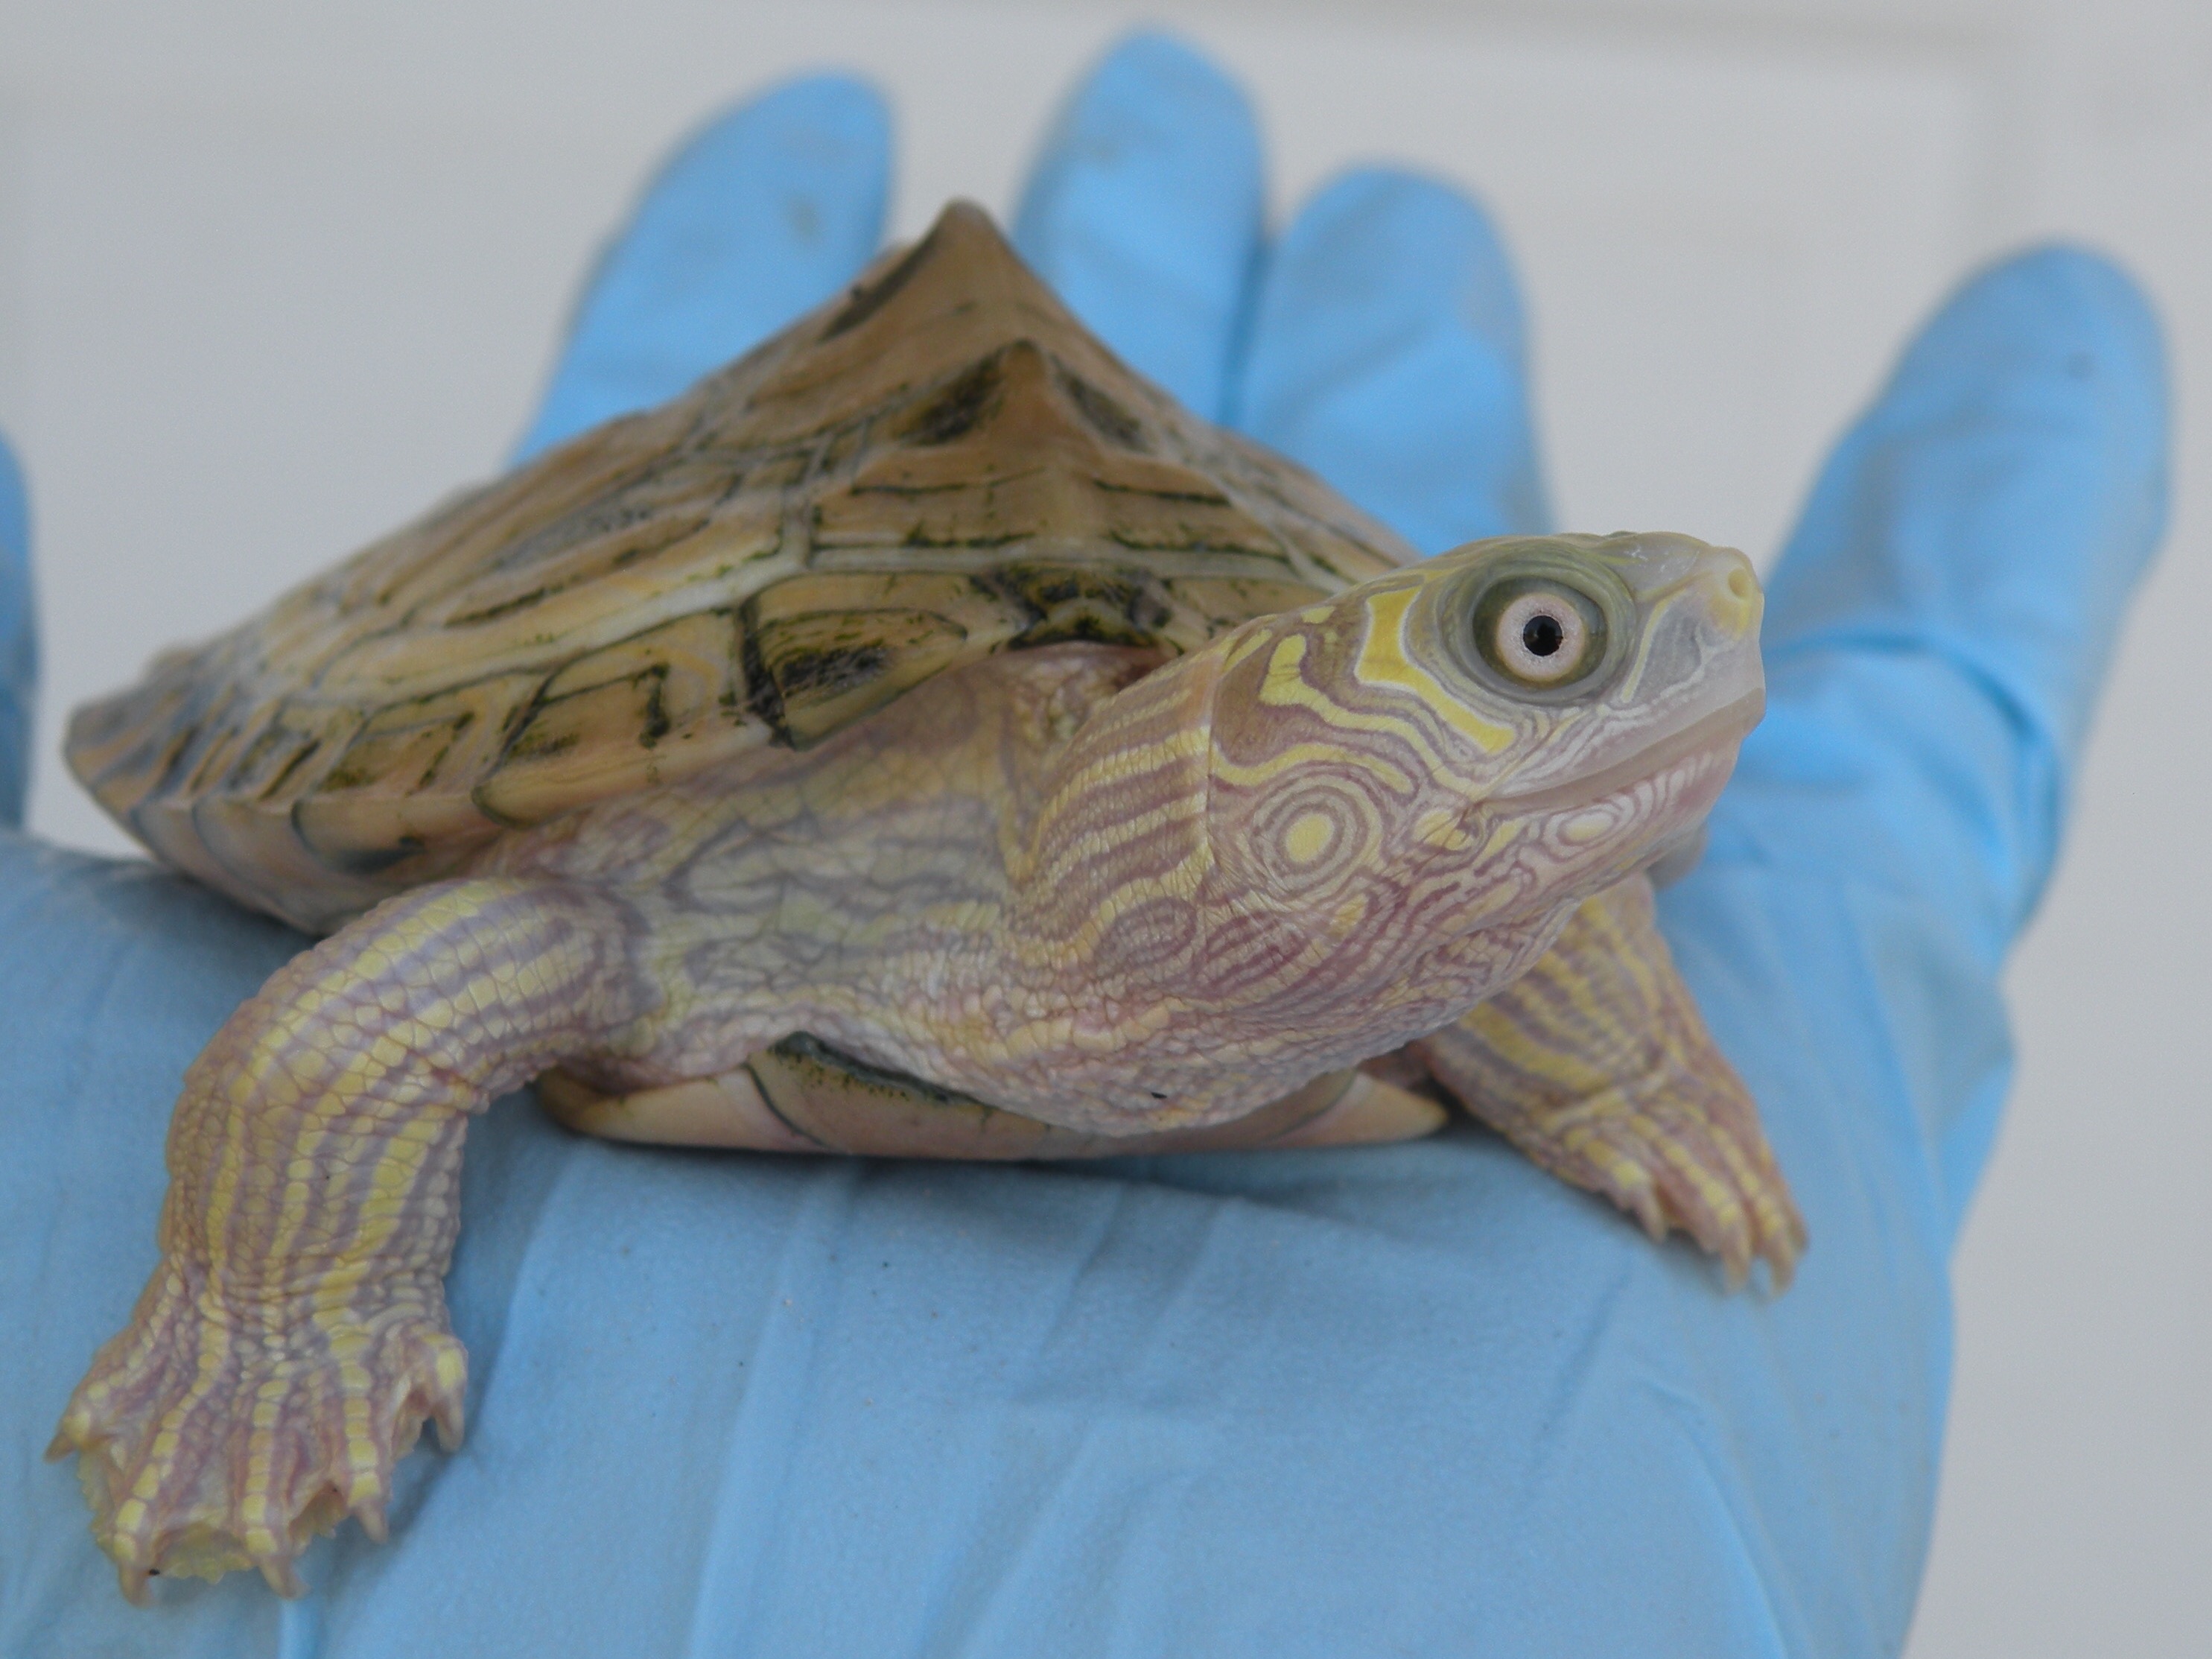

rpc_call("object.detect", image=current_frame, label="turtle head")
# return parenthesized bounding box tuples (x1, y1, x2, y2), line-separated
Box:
(1015, 531, 1760, 1026)
(1192, 531, 1763, 996)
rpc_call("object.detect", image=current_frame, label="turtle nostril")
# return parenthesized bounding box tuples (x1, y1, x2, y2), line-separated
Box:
(1726, 565, 1754, 601)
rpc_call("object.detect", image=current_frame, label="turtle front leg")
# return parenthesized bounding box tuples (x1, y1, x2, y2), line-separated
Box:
(48, 878, 654, 1599)
(1415, 875, 1806, 1289)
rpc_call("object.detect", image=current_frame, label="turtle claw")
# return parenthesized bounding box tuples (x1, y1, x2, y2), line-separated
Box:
(1414, 878, 1807, 1292)
(430, 1377, 468, 1453)
(256, 1552, 309, 1599)
(51, 1263, 468, 1593)
(1609, 1164, 1669, 1246)
(1542, 1093, 1805, 1292)
(352, 1498, 391, 1545)
(1422, 1025, 1805, 1291)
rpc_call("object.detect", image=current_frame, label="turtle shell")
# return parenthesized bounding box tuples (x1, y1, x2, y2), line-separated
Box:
(67, 203, 1417, 933)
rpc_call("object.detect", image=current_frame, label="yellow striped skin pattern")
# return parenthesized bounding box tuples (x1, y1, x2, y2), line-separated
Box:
(1418, 875, 1806, 1288)
(50, 880, 654, 1598)
(54, 538, 1785, 1593)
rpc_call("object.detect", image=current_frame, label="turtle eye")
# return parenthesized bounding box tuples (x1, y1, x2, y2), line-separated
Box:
(1472, 580, 1606, 689)
(1493, 591, 1588, 683)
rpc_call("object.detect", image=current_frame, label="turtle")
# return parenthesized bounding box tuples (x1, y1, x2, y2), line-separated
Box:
(49, 200, 1803, 1600)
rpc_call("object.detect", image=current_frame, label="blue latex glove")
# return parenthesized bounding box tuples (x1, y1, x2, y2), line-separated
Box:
(0, 32, 2167, 1657)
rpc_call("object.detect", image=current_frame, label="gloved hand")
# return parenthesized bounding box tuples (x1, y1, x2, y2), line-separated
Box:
(0, 31, 2167, 1657)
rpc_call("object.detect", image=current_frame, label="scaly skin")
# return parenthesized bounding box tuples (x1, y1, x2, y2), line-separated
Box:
(1417, 874, 1807, 1288)
(54, 531, 1790, 1594)
(50, 880, 654, 1598)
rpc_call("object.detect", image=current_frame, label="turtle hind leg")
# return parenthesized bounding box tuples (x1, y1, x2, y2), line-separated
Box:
(49, 877, 655, 1598)
(1416, 875, 1807, 1290)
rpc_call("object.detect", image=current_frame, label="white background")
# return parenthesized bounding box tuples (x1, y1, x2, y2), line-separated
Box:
(1, 1, 2205, 1651)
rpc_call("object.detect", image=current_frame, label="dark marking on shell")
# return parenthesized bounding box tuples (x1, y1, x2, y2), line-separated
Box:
(451, 585, 552, 625)
(902, 356, 1004, 445)
(773, 644, 892, 701)
(420, 710, 473, 788)
(821, 230, 935, 340)
(505, 725, 580, 762)
(736, 597, 794, 749)
(638, 667, 671, 748)
(479, 496, 663, 580)
(318, 831, 430, 878)
(1093, 478, 1235, 508)
(262, 735, 325, 798)
(978, 562, 1175, 650)
(1054, 369, 1149, 451)
(896, 526, 1024, 550)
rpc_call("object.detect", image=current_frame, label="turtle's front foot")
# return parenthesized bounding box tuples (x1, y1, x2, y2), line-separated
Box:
(48, 1262, 466, 1600)
(1415, 879, 1807, 1291)
(1489, 1061, 1806, 1291)
(1421, 1003, 1806, 1290)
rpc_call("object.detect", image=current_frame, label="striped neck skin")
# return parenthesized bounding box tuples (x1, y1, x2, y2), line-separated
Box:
(1007, 533, 1764, 1059)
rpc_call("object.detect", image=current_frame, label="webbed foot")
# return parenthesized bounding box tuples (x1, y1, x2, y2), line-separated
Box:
(1417, 876, 1806, 1290)
(48, 1263, 465, 1599)
(1464, 1045, 1806, 1290)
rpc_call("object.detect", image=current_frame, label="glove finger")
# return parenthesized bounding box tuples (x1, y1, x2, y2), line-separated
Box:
(1012, 31, 1263, 422)
(1764, 245, 2168, 777)
(1714, 247, 2170, 959)
(515, 75, 891, 463)
(1233, 168, 1549, 554)
(0, 433, 31, 828)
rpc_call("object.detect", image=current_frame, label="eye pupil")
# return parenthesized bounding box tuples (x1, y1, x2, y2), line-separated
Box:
(1473, 582, 1605, 690)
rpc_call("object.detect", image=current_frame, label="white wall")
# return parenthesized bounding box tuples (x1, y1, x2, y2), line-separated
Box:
(1, 2, 2205, 1651)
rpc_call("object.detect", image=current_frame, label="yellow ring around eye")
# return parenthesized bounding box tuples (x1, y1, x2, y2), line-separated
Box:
(1493, 590, 1589, 684)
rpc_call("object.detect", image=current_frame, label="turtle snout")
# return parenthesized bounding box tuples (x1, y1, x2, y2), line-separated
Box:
(1697, 547, 1762, 642)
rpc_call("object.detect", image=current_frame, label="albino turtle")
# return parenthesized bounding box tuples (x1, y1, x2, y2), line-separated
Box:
(51, 202, 1802, 1599)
